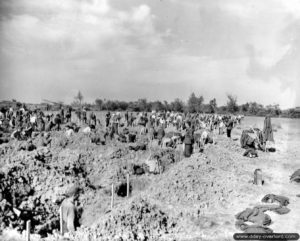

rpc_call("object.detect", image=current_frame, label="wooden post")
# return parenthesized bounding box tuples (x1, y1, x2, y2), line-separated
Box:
(159, 162, 162, 175)
(254, 169, 263, 186)
(111, 184, 114, 210)
(126, 174, 130, 198)
(26, 220, 31, 241)
(59, 206, 63, 236)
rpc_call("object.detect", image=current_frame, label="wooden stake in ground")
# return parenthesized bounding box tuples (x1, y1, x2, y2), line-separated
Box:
(59, 206, 64, 236)
(111, 184, 114, 210)
(126, 174, 130, 198)
(254, 169, 263, 186)
(26, 220, 31, 241)
(159, 161, 162, 175)
(179, 149, 181, 162)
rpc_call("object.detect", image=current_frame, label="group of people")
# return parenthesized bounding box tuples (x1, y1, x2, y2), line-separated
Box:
(240, 116, 275, 157)
(0, 104, 246, 234)
(101, 110, 242, 158)
(0, 104, 243, 155)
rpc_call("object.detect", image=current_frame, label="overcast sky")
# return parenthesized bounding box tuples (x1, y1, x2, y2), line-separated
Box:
(0, 0, 300, 108)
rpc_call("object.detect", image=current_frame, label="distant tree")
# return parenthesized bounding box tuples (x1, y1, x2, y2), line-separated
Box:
(106, 100, 118, 111)
(275, 107, 282, 116)
(75, 91, 84, 107)
(187, 93, 203, 113)
(208, 98, 217, 113)
(196, 95, 204, 112)
(128, 101, 141, 112)
(266, 104, 281, 116)
(187, 93, 197, 113)
(248, 102, 260, 115)
(118, 101, 129, 111)
(151, 101, 165, 111)
(95, 99, 103, 110)
(16, 102, 22, 108)
(226, 94, 239, 113)
(240, 102, 249, 112)
(137, 99, 149, 112)
(163, 101, 170, 111)
(170, 98, 185, 112)
(287, 108, 300, 118)
(188, 93, 204, 113)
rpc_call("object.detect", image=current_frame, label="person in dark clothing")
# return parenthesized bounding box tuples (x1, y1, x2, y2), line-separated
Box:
(45, 120, 55, 132)
(139, 116, 146, 127)
(54, 114, 62, 131)
(128, 113, 134, 127)
(65, 107, 72, 122)
(109, 114, 119, 139)
(105, 112, 111, 127)
(61, 186, 80, 233)
(144, 114, 149, 126)
(226, 117, 234, 138)
(82, 110, 87, 124)
(37, 117, 45, 132)
(240, 130, 256, 149)
(184, 123, 194, 158)
(60, 108, 65, 123)
(76, 110, 82, 124)
(147, 121, 155, 141)
(125, 111, 129, 126)
(89, 112, 97, 126)
(263, 115, 274, 142)
(157, 125, 165, 146)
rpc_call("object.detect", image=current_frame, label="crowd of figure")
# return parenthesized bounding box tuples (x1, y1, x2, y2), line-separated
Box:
(0, 104, 249, 234)
(0, 105, 245, 157)
(240, 116, 275, 157)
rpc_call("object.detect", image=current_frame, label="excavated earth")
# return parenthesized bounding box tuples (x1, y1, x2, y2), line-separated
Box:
(0, 117, 300, 241)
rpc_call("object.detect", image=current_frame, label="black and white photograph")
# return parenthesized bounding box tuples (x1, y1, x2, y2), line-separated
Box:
(0, 0, 300, 240)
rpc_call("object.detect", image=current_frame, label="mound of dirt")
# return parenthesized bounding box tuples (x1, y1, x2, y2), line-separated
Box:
(70, 197, 177, 241)
(148, 143, 248, 214)
(144, 148, 181, 174)
(0, 124, 269, 240)
(0, 138, 96, 236)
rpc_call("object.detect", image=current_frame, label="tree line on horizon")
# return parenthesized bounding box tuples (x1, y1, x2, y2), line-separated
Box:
(72, 91, 293, 118)
(2, 92, 299, 118)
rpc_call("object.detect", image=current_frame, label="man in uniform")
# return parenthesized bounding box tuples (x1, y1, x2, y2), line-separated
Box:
(60, 186, 80, 233)
(225, 116, 234, 138)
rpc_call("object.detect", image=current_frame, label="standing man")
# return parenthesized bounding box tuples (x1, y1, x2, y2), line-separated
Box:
(219, 120, 225, 135)
(61, 186, 80, 233)
(263, 115, 274, 151)
(183, 122, 194, 157)
(110, 113, 119, 139)
(76, 110, 82, 124)
(105, 111, 111, 127)
(125, 111, 129, 126)
(157, 124, 165, 146)
(89, 111, 97, 127)
(60, 108, 65, 124)
(225, 116, 234, 138)
(65, 107, 72, 123)
(54, 113, 62, 131)
(129, 113, 134, 127)
(82, 109, 87, 124)
(263, 115, 274, 142)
